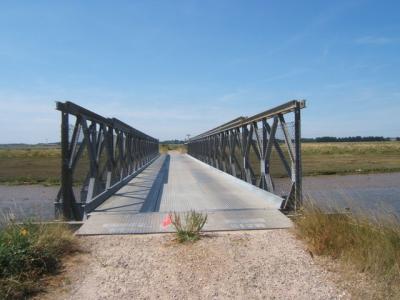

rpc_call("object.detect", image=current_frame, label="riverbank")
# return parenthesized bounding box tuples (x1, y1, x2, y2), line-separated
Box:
(2, 172, 399, 221)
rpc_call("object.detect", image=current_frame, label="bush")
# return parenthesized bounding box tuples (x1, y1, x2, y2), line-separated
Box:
(0, 221, 79, 299)
(170, 211, 207, 243)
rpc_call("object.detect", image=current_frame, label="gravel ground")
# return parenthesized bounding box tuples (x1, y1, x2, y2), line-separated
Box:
(43, 230, 348, 300)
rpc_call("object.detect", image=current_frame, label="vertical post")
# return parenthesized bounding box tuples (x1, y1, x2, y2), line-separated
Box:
(294, 101, 302, 210)
(242, 125, 252, 184)
(61, 111, 72, 219)
(228, 130, 236, 177)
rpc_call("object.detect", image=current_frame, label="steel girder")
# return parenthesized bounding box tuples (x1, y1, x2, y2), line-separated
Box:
(187, 100, 305, 212)
(55, 101, 159, 220)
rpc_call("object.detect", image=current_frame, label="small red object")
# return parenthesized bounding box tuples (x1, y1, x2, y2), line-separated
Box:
(162, 215, 172, 229)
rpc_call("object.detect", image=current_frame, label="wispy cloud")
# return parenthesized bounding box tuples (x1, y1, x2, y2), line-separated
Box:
(355, 36, 399, 45)
(262, 68, 311, 83)
(216, 89, 248, 103)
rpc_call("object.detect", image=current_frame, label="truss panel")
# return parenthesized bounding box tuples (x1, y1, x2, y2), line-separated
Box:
(187, 100, 305, 211)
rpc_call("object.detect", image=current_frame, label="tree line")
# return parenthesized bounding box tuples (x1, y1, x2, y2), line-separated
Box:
(302, 136, 400, 143)
(160, 136, 399, 144)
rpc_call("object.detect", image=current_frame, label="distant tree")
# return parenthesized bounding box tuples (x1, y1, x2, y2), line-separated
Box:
(160, 140, 185, 144)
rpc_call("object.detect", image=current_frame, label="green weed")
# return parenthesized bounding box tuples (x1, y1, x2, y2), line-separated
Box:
(170, 211, 207, 243)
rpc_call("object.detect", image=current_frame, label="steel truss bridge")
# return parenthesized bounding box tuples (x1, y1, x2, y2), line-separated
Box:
(55, 100, 305, 234)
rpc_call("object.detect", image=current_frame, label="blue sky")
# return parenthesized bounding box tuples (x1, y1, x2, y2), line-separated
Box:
(0, 0, 399, 143)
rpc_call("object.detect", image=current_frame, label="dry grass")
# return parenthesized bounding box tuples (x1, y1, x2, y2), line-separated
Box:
(302, 141, 400, 155)
(294, 204, 400, 299)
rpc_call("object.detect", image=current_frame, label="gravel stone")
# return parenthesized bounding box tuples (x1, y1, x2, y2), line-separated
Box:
(49, 229, 348, 300)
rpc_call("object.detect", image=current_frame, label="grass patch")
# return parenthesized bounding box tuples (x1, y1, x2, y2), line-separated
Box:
(0, 221, 80, 299)
(170, 211, 207, 243)
(159, 144, 187, 154)
(301, 141, 400, 176)
(294, 205, 400, 298)
(0, 148, 61, 186)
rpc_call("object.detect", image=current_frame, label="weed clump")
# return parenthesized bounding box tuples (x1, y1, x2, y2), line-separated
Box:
(169, 211, 207, 243)
(0, 221, 80, 299)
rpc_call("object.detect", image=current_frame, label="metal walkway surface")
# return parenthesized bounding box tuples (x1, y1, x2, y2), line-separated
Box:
(77, 152, 292, 235)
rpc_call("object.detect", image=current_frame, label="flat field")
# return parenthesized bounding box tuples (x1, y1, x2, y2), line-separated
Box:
(0, 142, 399, 185)
(159, 143, 187, 153)
(0, 148, 60, 185)
(301, 141, 400, 176)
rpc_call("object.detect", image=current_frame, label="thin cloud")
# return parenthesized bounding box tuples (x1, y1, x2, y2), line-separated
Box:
(355, 36, 399, 45)
(216, 89, 247, 103)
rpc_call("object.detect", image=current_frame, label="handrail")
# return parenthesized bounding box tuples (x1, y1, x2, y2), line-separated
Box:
(190, 100, 305, 141)
(56, 101, 157, 141)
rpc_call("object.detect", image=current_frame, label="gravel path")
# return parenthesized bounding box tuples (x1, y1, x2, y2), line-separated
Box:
(46, 230, 348, 300)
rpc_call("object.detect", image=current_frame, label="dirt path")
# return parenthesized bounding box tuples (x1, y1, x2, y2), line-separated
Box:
(41, 230, 348, 300)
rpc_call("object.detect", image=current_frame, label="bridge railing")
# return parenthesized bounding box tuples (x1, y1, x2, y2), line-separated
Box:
(187, 100, 306, 211)
(55, 101, 159, 220)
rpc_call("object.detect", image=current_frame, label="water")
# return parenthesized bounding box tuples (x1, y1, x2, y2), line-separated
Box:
(302, 173, 400, 216)
(0, 185, 58, 221)
(0, 172, 399, 221)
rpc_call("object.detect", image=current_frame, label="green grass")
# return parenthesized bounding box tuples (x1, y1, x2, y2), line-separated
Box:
(0, 221, 80, 299)
(0, 142, 399, 185)
(294, 205, 400, 299)
(169, 210, 207, 243)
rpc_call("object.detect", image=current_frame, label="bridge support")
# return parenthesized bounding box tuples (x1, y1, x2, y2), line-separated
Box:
(187, 100, 306, 212)
(55, 101, 159, 221)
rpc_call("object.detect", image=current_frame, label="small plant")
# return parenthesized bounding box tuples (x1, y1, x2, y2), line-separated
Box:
(169, 210, 207, 243)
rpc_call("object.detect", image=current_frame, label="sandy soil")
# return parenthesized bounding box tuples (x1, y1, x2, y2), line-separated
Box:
(40, 229, 348, 300)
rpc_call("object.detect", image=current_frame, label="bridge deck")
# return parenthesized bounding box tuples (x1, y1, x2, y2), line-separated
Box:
(77, 152, 291, 235)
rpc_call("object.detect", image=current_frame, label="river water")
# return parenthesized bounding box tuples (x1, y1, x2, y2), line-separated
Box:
(301, 172, 400, 216)
(0, 172, 399, 221)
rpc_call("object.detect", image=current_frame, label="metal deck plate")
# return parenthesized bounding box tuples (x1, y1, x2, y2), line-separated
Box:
(78, 153, 292, 235)
(77, 209, 292, 235)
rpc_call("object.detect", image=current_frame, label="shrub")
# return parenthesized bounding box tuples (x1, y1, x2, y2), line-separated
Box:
(0, 221, 79, 299)
(169, 211, 207, 243)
